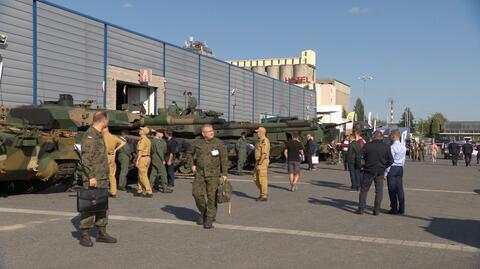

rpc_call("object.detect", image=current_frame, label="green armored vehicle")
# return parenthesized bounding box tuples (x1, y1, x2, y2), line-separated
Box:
(0, 122, 78, 194)
(4, 94, 333, 177)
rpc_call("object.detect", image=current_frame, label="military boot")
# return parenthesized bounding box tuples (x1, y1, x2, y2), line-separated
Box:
(96, 226, 117, 243)
(203, 218, 214, 229)
(196, 211, 206, 225)
(79, 229, 93, 247)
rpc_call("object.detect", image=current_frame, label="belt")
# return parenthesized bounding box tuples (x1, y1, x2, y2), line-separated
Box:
(140, 155, 150, 157)
(107, 153, 115, 155)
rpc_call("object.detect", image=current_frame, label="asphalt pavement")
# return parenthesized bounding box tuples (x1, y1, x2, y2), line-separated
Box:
(0, 158, 479, 269)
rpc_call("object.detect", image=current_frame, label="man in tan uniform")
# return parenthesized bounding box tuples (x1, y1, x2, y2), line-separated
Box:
(135, 126, 153, 198)
(102, 127, 126, 198)
(253, 127, 270, 201)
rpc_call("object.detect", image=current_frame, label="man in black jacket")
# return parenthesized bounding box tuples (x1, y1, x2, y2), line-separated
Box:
(462, 140, 474, 167)
(448, 140, 460, 166)
(357, 131, 393, 216)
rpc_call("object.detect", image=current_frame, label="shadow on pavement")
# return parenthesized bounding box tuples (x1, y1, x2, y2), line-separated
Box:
(474, 189, 480, 194)
(422, 218, 480, 248)
(308, 197, 359, 213)
(70, 215, 96, 239)
(161, 205, 199, 222)
(311, 180, 350, 191)
(232, 190, 257, 200)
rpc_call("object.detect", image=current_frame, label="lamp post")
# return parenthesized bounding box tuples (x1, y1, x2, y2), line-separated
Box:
(357, 75, 373, 112)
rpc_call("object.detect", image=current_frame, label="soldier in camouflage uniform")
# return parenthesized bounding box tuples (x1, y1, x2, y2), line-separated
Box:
(79, 111, 117, 247)
(167, 101, 182, 116)
(117, 130, 132, 191)
(235, 132, 248, 175)
(149, 129, 171, 193)
(184, 91, 197, 115)
(187, 124, 228, 229)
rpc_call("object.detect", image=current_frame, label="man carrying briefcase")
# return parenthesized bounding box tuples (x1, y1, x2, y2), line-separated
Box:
(78, 111, 117, 247)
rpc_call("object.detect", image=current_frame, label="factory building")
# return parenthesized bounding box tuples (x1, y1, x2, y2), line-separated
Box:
(229, 51, 351, 125)
(0, 0, 315, 122)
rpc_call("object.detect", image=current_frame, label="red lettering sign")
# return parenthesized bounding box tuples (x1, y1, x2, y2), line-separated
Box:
(285, 76, 310, 84)
(139, 68, 153, 83)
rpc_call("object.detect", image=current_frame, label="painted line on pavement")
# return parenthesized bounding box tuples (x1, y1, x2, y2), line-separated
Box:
(227, 178, 478, 195)
(0, 218, 60, 232)
(0, 207, 477, 253)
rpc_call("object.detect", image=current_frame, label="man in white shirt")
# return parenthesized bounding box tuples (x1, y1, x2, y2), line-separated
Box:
(385, 130, 407, 215)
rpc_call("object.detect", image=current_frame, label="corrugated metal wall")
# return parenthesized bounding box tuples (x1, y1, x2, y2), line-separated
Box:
(36, 2, 104, 104)
(164, 44, 198, 106)
(0, 0, 315, 121)
(230, 66, 253, 122)
(0, 0, 33, 105)
(108, 26, 164, 78)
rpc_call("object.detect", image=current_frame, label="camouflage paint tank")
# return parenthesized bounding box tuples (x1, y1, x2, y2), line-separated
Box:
(0, 123, 79, 194)
(3, 95, 335, 177)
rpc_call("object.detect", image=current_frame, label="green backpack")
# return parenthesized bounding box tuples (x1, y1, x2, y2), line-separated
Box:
(217, 180, 233, 204)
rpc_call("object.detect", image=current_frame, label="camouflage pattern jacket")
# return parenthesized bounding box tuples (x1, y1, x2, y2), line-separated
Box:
(187, 137, 228, 178)
(81, 126, 109, 180)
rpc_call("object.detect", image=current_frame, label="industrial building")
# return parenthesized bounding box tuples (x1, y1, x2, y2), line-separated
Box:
(229, 50, 316, 84)
(0, 0, 315, 122)
(440, 121, 480, 141)
(229, 51, 351, 125)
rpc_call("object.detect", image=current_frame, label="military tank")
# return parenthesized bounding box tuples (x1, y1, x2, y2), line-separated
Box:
(0, 122, 79, 194)
(4, 94, 336, 177)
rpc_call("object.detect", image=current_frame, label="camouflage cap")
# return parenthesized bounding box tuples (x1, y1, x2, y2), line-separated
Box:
(255, 127, 266, 133)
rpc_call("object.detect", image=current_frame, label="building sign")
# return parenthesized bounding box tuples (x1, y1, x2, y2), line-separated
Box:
(139, 68, 153, 83)
(285, 76, 310, 84)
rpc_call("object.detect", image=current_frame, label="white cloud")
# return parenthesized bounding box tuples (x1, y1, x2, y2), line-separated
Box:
(348, 7, 369, 14)
(123, 3, 133, 8)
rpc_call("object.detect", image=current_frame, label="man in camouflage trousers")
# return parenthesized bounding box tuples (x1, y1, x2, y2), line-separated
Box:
(149, 129, 171, 193)
(187, 124, 228, 229)
(79, 111, 117, 247)
(236, 131, 248, 175)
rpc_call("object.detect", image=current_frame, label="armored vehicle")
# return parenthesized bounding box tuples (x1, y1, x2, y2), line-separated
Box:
(0, 123, 78, 194)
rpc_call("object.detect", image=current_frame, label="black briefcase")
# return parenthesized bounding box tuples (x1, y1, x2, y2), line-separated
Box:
(77, 188, 109, 213)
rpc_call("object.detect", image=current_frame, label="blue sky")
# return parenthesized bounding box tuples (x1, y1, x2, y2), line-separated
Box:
(48, 0, 480, 121)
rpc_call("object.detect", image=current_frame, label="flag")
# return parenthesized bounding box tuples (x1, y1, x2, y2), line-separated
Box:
(102, 80, 105, 93)
(123, 84, 127, 95)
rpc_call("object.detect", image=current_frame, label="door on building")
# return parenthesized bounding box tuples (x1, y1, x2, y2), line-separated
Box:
(116, 81, 156, 114)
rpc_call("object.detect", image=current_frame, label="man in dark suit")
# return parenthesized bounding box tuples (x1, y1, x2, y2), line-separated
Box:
(462, 140, 474, 167)
(357, 131, 393, 216)
(448, 140, 460, 166)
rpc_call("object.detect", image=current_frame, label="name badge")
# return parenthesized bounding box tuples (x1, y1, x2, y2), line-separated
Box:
(211, 149, 219, 156)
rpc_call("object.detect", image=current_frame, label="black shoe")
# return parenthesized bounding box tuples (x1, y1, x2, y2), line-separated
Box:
(162, 187, 173, 193)
(203, 219, 214, 229)
(388, 209, 398, 215)
(118, 187, 126, 191)
(109, 193, 117, 198)
(373, 210, 380, 216)
(133, 192, 142, 197)
(355, 209, 364, 215)
(397, 210, 405, 215)
(143, 193, 153, 198)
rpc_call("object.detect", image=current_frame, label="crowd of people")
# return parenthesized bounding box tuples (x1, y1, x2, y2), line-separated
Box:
(77, 110, 472, 247)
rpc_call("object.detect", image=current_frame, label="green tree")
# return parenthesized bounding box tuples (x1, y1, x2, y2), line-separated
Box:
(353, 98, 365, 122)
(427, 113, 447, 138)
(342, 107, 348, 119)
